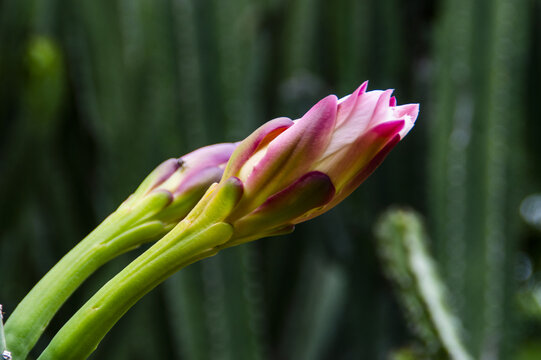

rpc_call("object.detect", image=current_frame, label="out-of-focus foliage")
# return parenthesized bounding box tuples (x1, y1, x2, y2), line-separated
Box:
(376, 209, 472, 360)
(0, 0, 538, 359)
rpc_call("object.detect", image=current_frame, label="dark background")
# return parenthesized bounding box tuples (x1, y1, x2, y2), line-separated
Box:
(1, 0, 540, 359)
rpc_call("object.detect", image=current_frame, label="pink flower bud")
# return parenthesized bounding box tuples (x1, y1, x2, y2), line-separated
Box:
(223, 82, 418, 242)
(127, 142, 237, 224)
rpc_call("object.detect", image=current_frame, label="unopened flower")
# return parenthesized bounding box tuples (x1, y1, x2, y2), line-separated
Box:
(31, 84, 419, 360)
(220, 82, 419, 244)
(124, 142, 237, 225)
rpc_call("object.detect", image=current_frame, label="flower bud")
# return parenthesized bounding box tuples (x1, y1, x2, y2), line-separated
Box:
(124, 142, 237, 225)
(221, 82, 418, 243)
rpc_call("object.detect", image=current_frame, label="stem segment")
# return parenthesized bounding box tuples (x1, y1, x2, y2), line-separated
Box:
(4, 193, 171, 360)
(37, 177, 243, 360)
(37, 221, 233, 360)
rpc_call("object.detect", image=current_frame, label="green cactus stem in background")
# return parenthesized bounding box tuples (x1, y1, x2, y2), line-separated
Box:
(375, 208, 472, 360)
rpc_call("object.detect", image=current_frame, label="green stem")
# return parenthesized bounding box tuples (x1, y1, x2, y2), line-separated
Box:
(4, 193, 170, 360)
(376, 209, 473, 360)
(37, 221, 233, 360)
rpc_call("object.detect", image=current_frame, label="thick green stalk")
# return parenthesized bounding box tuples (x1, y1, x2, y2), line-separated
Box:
(37, 220, 234, 360)
(376, 209, 472, 360)
(4, 193, 171, 360)
(38, 178, 242, 360)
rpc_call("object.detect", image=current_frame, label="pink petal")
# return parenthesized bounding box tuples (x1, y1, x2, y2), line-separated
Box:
(335, 81, 368, 126)
(222, 117, 293, 179)
(370, 89, 394, 127)
(232, 171, 335, 235)
(305, 133, 402, 221)
(341, 133, 401, 197)
(315, 119, 405, 189)
(174, 166, 224, 195)
(148, 158, 183, 191)
(243, 95, 337, 208)
(321, 89, 387, 160)
(392, 103, 419, 138)
(182, 142, 237, 170)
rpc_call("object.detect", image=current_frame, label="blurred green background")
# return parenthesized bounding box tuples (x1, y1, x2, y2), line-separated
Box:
(1, 0, 540, 359)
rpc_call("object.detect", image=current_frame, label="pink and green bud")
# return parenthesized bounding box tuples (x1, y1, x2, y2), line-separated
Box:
(124, 142, 237, 225)
(222, 82, 418, 243)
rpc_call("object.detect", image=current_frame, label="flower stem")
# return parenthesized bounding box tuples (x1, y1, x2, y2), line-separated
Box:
(4, 194, 170, 360)
(37, 221, 233, 360)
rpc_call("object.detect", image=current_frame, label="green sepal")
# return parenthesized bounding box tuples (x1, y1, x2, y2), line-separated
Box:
(184, 177, 244, 229)
(221, 224, 295, 249)
(153, 185, 210, 224)
(126, 190, 173, 225)
(168, 222, 234, 261)
(125, 159, 179, 205)
(101, 220, 168, 255)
